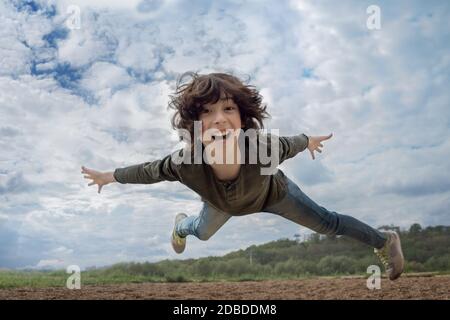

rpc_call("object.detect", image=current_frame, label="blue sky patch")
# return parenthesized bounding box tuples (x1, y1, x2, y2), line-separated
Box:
(42, 28, 69, 48)
(12, 0, 56, 17)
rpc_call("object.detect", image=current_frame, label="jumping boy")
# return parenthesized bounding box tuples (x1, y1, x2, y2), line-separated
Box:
(81, 72, 404, 280)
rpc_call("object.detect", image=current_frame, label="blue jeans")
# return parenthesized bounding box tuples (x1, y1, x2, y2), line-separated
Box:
(176, 175, 387, 249)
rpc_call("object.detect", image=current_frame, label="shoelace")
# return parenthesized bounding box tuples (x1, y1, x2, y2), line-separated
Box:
(173, 231, 185, 245)
(374, 234, 391, 269)
(374, 247, 389, 269)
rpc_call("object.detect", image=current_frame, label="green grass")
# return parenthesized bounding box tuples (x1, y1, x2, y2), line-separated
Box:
(0, 270, 162, 289)
(0, 270, 355, 289)
(1, 270, 450, 289)
(0, 271, 66, 289)
(0, 269, 316, 289)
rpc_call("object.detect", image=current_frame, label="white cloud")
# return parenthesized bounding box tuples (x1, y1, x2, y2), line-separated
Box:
(79, 61, 133, 99)
(116, 42, 159, 71)
(57, 14, 115, 67)
(34, 259, 66, 269)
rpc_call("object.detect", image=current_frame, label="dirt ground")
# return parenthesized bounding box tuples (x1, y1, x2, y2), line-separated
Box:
(0, 275, 448, 300)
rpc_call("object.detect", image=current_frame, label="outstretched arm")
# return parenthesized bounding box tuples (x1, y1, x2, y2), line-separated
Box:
(306, 133, 333, 160)
(111, 153, 181, 185)
(81, 154, 181, 193)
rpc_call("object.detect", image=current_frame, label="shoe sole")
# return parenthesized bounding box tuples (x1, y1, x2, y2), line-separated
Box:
(388, 232, 404, 281)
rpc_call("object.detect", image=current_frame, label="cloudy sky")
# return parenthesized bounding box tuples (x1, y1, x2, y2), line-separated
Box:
(1, 0, 449, 270)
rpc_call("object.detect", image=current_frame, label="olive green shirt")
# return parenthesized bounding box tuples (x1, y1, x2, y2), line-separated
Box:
(113, 133, 309, 216)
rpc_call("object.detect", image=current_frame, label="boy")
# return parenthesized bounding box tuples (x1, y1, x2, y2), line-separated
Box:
(81, 72, 404, 280)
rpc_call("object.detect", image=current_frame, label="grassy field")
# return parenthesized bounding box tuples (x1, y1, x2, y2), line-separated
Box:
(1, 271, 449, 300)
(1, 269, 449, 289)
(0, 270, 167, 289)
(0, 269, 363, 289)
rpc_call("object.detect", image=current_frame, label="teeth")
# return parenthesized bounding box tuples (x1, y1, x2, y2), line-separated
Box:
(212, 132, 230, 140)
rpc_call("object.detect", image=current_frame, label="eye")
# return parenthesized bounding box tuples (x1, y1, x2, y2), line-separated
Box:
(225, 106, 235, 111)
(201, 108, 210, 114)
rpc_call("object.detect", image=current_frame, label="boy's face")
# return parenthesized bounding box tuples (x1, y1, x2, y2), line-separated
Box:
(198, 96, 243, 149)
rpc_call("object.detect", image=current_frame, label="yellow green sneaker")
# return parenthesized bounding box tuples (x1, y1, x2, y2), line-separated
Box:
(374, 230, 404, 281)
(171, 213, 187, 254)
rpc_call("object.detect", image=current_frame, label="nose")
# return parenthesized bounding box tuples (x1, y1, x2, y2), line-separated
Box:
(213, 110, 227, 125)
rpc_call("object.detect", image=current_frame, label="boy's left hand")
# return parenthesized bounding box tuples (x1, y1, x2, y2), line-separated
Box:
(307, 133, 333, 160)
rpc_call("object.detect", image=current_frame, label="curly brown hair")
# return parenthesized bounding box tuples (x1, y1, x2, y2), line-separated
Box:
(168, 71, 270, 143)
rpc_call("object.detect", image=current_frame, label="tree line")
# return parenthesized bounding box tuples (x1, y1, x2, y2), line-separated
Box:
(91, 224, 450, 281)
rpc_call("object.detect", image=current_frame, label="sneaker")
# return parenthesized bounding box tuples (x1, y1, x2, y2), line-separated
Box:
(374, 230, 404, 281)
(171, 213, 188, 254)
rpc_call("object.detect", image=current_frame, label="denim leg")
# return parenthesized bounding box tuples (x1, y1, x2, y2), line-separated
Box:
(263, 176, 387, 249)
(176, 201, 232, 240)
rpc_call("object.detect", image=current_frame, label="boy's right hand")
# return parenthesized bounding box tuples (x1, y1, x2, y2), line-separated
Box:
(81, 166, 116, 194)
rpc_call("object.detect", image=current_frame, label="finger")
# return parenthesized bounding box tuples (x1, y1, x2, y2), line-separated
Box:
(320, 133, 333, 141)
(316, 148, 322, 153)
(88, 182, 95, 186)
(98, 186, 102, 194)
(309, 149, 315, 160)
(319, 143, 323, 147)
(83, 175, 91, 179)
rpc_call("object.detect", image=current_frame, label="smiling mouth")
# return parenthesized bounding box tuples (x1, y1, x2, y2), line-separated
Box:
(211, 131, 232, 141)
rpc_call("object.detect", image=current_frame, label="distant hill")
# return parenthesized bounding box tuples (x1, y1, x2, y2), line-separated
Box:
(97, 224, 450, 281)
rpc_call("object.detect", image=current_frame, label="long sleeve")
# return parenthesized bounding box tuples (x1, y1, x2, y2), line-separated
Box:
(113, 154, 181, 184)
(278, 133, 309, 163)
